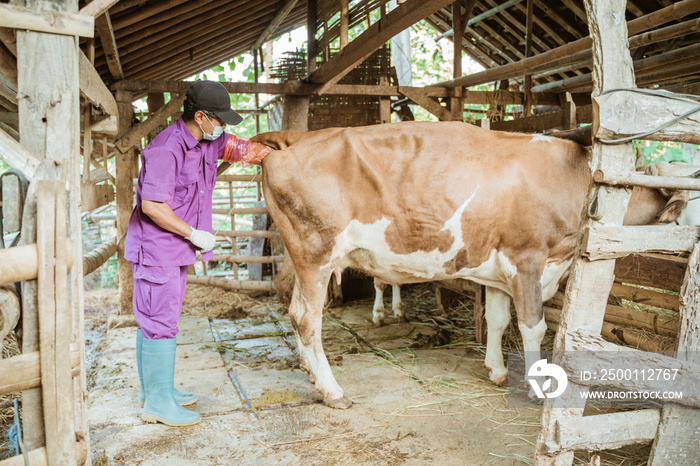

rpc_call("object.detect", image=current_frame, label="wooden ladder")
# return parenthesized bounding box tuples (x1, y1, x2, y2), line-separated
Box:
(534, 1, 700, 465)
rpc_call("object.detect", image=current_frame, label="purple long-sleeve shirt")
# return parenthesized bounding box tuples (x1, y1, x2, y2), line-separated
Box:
(124, 117, 232, 266)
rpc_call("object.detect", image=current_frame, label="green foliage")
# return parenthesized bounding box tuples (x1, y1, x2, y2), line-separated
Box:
(634, 141, 697, 165)
(0, 159, 9, 175)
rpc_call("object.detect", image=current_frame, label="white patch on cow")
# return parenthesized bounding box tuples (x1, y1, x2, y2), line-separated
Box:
(519, 318, 548, 398)
(329, 187, 481, 282)
(531, 134, 554, 143)
(519, 318, 547, 354)
(541, 259, 573, 301)
(498, 252, 518, 278)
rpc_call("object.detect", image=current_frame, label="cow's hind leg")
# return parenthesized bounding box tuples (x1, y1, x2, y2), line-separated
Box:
(290, 268, 352, 409)
(391, 285, 406, 323)
(372, 278, 387, 326)
(484, 286, 511, 385)
(510, 264, 548, 398)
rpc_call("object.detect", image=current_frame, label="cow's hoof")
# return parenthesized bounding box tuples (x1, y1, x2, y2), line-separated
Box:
(324, 395, 353, 409)
(489, 372, 508, 386)
(372, 318, 385, 327)
(395, 315, 407, 324)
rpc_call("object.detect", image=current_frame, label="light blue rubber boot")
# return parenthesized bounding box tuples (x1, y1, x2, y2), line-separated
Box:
(137, 328, 197, 407)
(141, 337, 201, 427)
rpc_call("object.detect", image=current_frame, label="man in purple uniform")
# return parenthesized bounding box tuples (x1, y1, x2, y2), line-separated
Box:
(124, 80, 268, 427)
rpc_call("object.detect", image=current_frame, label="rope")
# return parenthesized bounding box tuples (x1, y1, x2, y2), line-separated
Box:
(597, 88, 700, 144)
(7, 398, 29, 466)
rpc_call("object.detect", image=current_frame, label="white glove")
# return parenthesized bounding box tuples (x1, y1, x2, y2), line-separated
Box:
(186, 228, 216, 253)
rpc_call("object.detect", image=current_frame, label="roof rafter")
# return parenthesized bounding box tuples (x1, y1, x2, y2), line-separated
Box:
(253, 0, 299, 50)
(95, 12, 124, 80)
(308, 0, 455, 94)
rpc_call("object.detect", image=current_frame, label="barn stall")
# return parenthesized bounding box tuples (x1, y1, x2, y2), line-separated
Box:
(1, 0, 700, 464)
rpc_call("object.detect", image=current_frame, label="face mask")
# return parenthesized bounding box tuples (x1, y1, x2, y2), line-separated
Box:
(199, 113, 224, 141)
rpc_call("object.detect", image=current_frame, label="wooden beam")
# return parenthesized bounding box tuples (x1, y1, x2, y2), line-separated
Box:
(436, 0, 700, 89)
(0, 4, 93, 38)
(0, 448, 48, 466)
(547, 410, 660, 453)
(523, 0, 534, 116)
(0, 28, 17, 56)
(307, 0, 317, 73)
(593, 168, 700, 191)
(115, 94, 184, 152)
(560, 329, 700, 408)
(535, 0, 637, 463)
(0, 127, 39, 180)
(532, 42, 700, 93)
(593, 89, 700, 145)
(186, 275, 276, 292)
(95, 12, 124, 80)
(398, 86, 460, 121)
(615, 253, 687, 292)
(79, 0, 122, 17)
(0, 112, 17, 125)
(0, 346, 79, 396)
(584, 225, 700, 260)
(79, 49, 118, 116)
(339, 0, 349, 50)
(37, 181, 76, 464)
(489, 105, 592, 133)
(649, 242, 700, 464)
(309, 0, 454, 92)
(253, 0, 298, 50)
(0, 72, 17, 111)
(81, 183, 114, 212)
(0, 42, 16, 86)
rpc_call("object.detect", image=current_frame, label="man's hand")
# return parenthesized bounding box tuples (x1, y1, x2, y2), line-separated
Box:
(186, 229, 216, 252)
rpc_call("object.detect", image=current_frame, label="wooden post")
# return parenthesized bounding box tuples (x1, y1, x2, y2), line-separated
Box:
(340, 0, 349, 51)
(37, 181, 76, 464)
(648, 243, 700, 464)
(451, 0, 463, 121)
(115, 89, 135, 316)
(474, 284, 487, 344)
(379, 76, 391, 124)
(253, 47, 260, 136)
(523, 0, 534, 117)
(560, 92, 576, 130)
(17, 0, 84, 451)
(535, 1, 636, 464)
(146, 92, 165, 142)
(306, 0, 317, 73)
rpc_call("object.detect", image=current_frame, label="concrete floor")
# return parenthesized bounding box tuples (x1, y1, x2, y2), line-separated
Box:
(88, 304, 544, 465)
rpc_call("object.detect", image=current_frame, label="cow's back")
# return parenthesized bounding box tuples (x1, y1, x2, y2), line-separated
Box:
(260, 121, 591, 280)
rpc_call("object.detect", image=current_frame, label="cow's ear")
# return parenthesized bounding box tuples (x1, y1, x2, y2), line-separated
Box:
(656, 191, 689, 223)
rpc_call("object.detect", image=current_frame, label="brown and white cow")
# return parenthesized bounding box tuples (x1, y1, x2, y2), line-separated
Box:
(252, 121, 686, 408)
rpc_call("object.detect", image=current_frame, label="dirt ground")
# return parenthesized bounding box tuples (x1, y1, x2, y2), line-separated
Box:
(83, 284, 649, 466)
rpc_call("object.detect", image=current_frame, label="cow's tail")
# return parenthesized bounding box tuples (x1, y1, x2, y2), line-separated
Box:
(251, 131, 307, 150)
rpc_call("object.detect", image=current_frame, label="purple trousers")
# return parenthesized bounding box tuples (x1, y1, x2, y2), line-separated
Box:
(132, 263, 187, 339)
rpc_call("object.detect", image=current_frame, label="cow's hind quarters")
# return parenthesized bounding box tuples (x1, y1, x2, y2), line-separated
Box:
(324, 395, 353, 409)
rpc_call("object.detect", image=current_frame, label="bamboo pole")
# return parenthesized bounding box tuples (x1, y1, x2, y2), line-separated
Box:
(82, 236, 118, 276)
(186, 275, 275, 291)
(0, 345, 80, 395)
(210, 254, 284, 264)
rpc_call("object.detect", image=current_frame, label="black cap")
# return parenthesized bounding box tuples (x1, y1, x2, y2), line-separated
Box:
(186, 80, 243, 126)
